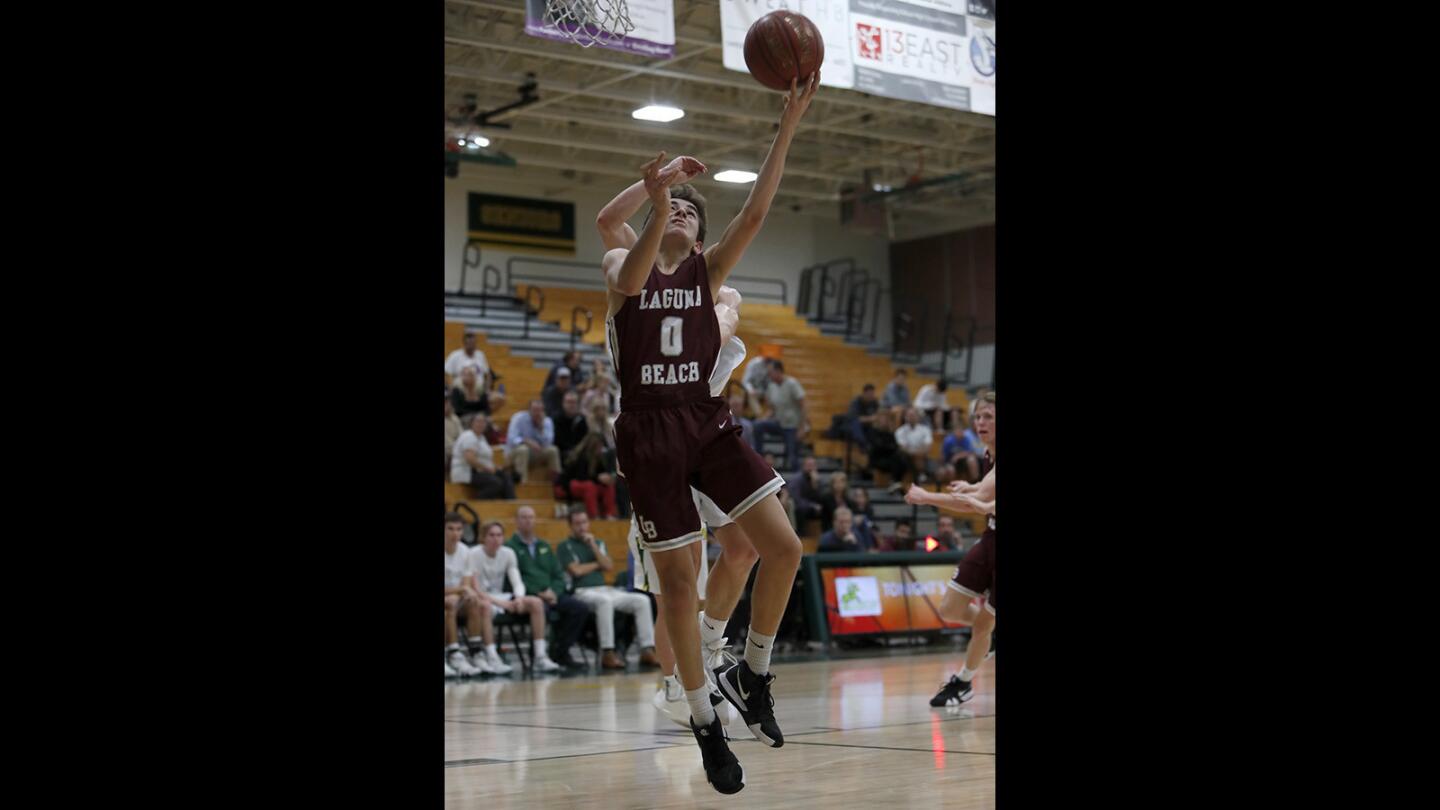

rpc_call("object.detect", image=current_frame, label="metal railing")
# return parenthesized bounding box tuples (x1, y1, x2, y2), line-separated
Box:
(570, 306, 593, 352)
(939, 311, 978, 386)
(522, 287, 545, 339)
(797, 258, 857, 322)
(458, 240, 505, 314)
(727, 275, 787, 304)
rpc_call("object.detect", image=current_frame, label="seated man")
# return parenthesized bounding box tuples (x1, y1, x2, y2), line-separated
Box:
(818, 506, 874, 553)
(506, 506, 592, 669)
(876, 519, 917, 552)
(557, 508, 661, 670)
(895, 408, 935, 484)
(942, 412, 985, 484)
(542, 366, 575, 422)
(784, 455, 826, 525)
(444, 512, 487, 677)
(553, 389, 589, 461)
(864, 410, 913, 485)
(470, 519, 556, 672)
(845, 383, 881, 453)
(451, 413, 515, 499)
(505, 399, 562, 485)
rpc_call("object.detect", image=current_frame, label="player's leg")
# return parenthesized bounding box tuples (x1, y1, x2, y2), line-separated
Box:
(963, 606, 995, 674)
(939, 586, 981, 625)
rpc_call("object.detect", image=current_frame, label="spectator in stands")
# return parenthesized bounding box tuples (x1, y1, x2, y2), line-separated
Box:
(849, 487, 879, 550)
(818, 506, 875, 553)
(933, 515, 962, 552)
(505, 399, 562, 485)
(846, 383, 881, 453)
(753, 360, 806, 471)
(820, 471, 860, 533)
(877, 519, 917, 552)
(882, 368, 911, 421)
(741, 356, 772, 401)
(471, 520, 556, 673)
(507, 506, 591, 669)
(580, 372, 618, 418)
(559, 430, 619, 519)
(557, 508, 660, 670)
(444, 393, 464, 477)
(542, 366, 574, 422)
(777, 483, 798, 534)
(915, 378, 953, 431)
(896, 407, 935, 484)
(544, 350, 587, 390)
(452, 413, 516, 499)
(445, 332, 490, 388)
(942, 412, 984, 484)
(583, 356, 612, 390)
(728, 390, 755, 447)
(864, 409, 913, 487)
(554, 390, 588, 460)
(785, 455, 826, 527)
(586, 399, 628, 517)
(450, 366, 491, 421)
(444, 513, 488, 677)
(444, 515, 516, 676)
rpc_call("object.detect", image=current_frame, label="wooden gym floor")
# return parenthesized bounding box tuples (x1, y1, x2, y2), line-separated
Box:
(444, 649, 995, 808)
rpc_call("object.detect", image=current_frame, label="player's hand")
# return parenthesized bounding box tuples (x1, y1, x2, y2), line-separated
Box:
(540, 588, 557, 604)
(780, 71, 821, 130)
(641, 151, 680, 207)
(664, 155, 707, 184)
(947, 481, 968, 494)
(904, 483, 929, 505)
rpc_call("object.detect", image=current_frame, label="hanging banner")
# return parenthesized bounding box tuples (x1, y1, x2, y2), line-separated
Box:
(717, 0, 994, 114)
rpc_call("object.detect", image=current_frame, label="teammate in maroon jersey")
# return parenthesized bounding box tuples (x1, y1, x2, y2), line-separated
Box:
(599, 73, 820, 794)
(906, 391, 996, 706)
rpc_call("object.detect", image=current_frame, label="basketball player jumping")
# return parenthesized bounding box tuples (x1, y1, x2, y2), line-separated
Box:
(905, 391, 996, 706)
(597, 157, 762, 729)
(599, 72, 820, 794)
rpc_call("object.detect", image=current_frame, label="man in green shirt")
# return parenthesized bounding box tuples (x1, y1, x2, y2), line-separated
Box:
(506, 505, 591, 670)
(557, 508, 660, 670)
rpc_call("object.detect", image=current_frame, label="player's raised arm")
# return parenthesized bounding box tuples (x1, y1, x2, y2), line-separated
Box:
(703, 72, 819, 294)
(596, 156, 706, 252)
(606, 152, 683, 296)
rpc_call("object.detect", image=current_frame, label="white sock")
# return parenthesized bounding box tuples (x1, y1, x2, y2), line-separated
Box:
(687, 685, 717, 726)
(446, 643, 462, 656)
(534, 639, 549, 658)
(663, 674, 681, 696)
(958, 666, 976, 682)
(698, 611, 727, 647)
(466, 636, 484, 650)
(485, 644, 499, 657)
(745, 629, 776, 675)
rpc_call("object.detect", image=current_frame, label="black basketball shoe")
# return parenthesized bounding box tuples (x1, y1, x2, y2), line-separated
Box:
(929, 674, 974, 707)
(690, 714, 745, 794)
(717, 660, 784, 747)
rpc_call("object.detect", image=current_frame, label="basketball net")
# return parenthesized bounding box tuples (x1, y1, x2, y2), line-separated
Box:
(544, 0, 635, 48)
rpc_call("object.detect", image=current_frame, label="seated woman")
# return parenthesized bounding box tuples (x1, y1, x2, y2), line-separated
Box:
(558, 430, 619, 520)
(449, 366, 490, 421)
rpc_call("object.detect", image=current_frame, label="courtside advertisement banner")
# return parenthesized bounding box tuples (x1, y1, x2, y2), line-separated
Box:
(525, 0, 676, 58)
(822, 564, 967, 635)
(719, 0, 856, 90)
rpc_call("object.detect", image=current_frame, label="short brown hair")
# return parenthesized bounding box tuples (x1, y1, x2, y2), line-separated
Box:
(643, 183, 708, 246)
(443, 512, 464, 527)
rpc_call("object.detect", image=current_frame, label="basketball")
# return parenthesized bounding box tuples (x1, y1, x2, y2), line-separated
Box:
(743, 10, 825, 92)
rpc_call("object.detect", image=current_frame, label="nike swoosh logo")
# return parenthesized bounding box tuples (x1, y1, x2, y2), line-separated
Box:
(720, 422, 727, 429)
(739, 682, 751, 700)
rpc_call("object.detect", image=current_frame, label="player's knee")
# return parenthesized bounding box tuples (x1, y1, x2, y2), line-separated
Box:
(722, 541, 759, 573)
(939, 591, 971, 624)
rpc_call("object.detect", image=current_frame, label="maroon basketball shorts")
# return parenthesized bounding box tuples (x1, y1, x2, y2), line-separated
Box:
(949, 521, 996, 615)
(615, 395, 784, 553)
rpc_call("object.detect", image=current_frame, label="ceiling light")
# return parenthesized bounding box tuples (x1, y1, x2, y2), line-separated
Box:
(632, 105, 685, 122)
(714, 170, 758, 183)
(469, 136, 490, 148)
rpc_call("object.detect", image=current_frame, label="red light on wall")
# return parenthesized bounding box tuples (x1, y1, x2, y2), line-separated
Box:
(924, 536, 939, 552)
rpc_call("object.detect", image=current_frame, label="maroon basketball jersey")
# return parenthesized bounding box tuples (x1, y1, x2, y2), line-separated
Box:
(607, 252, 719, 409)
